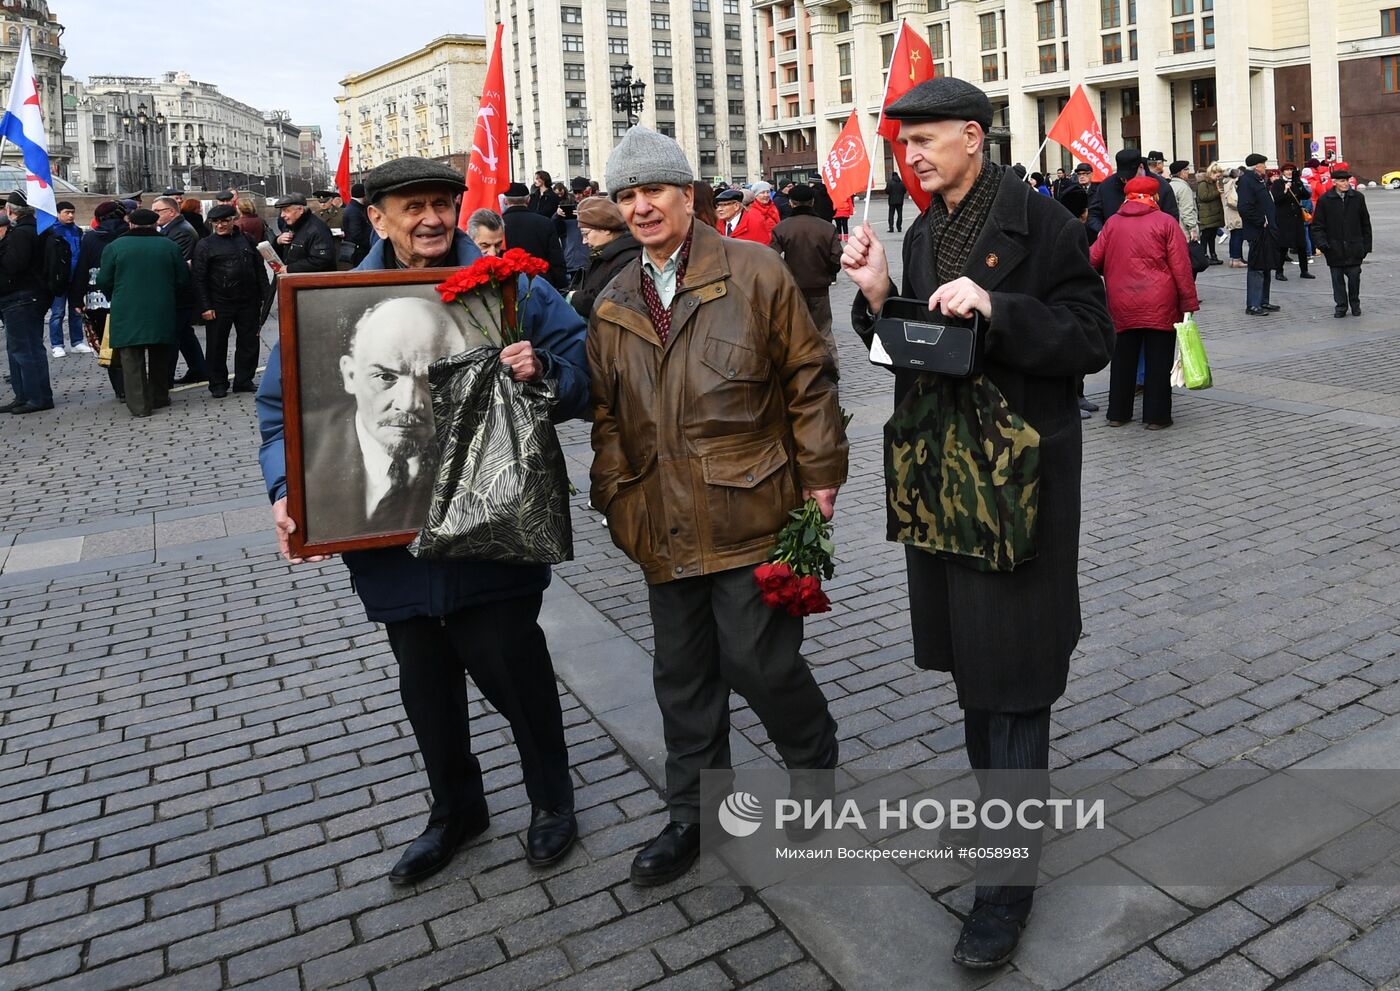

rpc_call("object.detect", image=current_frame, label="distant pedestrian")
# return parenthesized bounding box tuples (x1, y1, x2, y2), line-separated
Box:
(46, 201, 88, 357)
(179, 197, 209, 240)
(714, 188, 770, 243)
(1310, 168, 1372, 318)
(1237, 153, 1279, 316)
(69, 200, 129, 401)
(832, 194, 853, 238)
(95, 209, 190, 418)
(1167, 161, 1199, 244)
(570, 196, 640, 321)
(466, 208, 505, 257)
(774, 181, 795, 219)
(1088, 149, 1179, 237)
(1091, 176, 1199, 430)
(192, 204, 269, 397)
(1270, 164, 1313, 281)
(691, 181, 718, 228)
(234, 198, 269, 250)
(273, 193, 336, 273)
(502, 182, 569, 289)
(529, 170, 560, 217)
(769, 183, 842, 358)
(555, 199, 589, 289)
(748, 181, 781, 241)
(340, 182, 373, 266)
(1222, 169, 1245, 266)
(1196, 163, 1225, 264)
(0, 190, 54, 414)
(885, 171, 906, 232)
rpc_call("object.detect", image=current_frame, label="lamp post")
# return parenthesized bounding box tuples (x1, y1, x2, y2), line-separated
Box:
(507, 122, 522, 180)
(120, 100, 165, 192)
(195, 137, 213, 190)
(266, 136, 284, 196)
(610, 62, 646, 127)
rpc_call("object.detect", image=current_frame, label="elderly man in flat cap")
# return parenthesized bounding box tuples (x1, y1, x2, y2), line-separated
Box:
(841, 77, 1113, 969)
(589, 126, 847, 888)
(501, 181, 569, 290)
(1237, 152, 1281, 315)
(273, 192, 336, 274)
(256, 157, 590, 885)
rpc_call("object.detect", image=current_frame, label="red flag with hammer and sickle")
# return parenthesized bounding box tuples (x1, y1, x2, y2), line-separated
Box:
(876, 21, 936, 212)
(821, 107, 871, 207)
(459, 23, 509, 231)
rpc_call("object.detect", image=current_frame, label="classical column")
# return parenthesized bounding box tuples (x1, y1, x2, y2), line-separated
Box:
(1212, 0, 1254, 162)
(1308, 1, 1342, 160)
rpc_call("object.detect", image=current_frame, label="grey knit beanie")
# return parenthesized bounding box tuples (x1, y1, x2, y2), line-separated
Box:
(606, 126, 694, 200)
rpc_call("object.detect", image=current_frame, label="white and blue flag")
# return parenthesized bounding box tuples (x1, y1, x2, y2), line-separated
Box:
(0, 31, 56, 232)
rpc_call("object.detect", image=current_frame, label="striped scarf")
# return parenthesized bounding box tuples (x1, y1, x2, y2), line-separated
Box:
(925, 160, 1005, 284)
(640, 228, 694, 346)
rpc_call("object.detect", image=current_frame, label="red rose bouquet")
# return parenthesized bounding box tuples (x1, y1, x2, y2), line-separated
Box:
(754, 499, 836, 617)
(435, 247, 550, 346)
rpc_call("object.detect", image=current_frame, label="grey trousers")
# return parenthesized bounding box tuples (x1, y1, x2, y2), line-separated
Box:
(800, 290, 837, 361)
(966, 706, 1051, 918)
(118, 345, 171, 417)
(648, 565, 838, 822)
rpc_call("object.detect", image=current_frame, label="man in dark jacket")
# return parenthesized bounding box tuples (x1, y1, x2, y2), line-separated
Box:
(46, 201, 87, 356)
(273, 192, 336, 273)
(340, 182, 373, 267)
(153, 196, 210, 388)
(884, 171, 907, 232)
(1087, 148, 1179, 237)
(1310, 168, 1373, 318)
(842, 77, 1113, 970)
(770, 184, 842, 357)
(0, 191, 53, 413)
(69, 201, 129, 400)
(1237, 153, 1280, 315)
(257, 157, 589, 886)
(501, 182, 569, 289)
(193, 204, 269, 397)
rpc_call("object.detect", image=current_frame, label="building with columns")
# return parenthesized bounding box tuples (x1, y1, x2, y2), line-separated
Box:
(490, 0, 762, 186)
(793, 1, 1400, 187)
(754, 1, 822, 184)
(0, 0, 70, 176)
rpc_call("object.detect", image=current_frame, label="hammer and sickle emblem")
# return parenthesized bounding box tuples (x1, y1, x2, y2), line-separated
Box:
(907, 49, 921, 82)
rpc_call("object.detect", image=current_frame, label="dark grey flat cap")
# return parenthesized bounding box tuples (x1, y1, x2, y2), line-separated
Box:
(364, 157, 466, 204)
(883, 77, 994, 131)
(274, 192, 307, 208)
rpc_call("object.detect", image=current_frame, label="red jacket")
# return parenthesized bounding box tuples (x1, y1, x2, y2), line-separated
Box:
(1089, 200, 1199, 332)
(714, 207, 770, 245)
(833, 197, 854, 219)
(750, 198, 781, 240)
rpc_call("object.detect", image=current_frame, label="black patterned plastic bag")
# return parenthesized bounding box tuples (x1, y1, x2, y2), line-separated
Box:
(408, 347, 573, 564)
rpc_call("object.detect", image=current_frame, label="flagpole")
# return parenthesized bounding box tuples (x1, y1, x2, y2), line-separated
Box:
(861, 19, 905, 226)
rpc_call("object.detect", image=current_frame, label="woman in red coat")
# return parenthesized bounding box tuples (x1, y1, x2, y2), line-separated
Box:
(832, 195, 854, 238)
(1090, 176, 1200, 430)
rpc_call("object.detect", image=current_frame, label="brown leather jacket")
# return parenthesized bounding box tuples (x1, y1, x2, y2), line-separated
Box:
(588, 221, 848, 584)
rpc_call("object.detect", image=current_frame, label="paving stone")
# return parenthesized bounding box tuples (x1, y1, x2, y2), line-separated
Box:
(441, 947, 573, 991)
(366, 936, 503, 991)
(1156, 900, 1270, 971)
(563, 903, 690, 970)
(1331, 915, 1400, 985)
(1241, 906, 1356, 979)
(721, 929, 807, 983)
(1166, 954, 1273, 991)
(653, 902, 775, 970)
(547, 950, 664, 991)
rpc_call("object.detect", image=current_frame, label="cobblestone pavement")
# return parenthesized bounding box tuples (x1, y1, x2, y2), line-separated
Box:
(3, 192, 1400, 990)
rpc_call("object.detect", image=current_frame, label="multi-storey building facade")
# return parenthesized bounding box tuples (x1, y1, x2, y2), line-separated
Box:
(800, 1, 1400, 186)
(335, 34, 487, 176)
(264, 114, 305, 198)
(62, 78, 171, 194)
(754, 1, 822, 183)
(0, 0, 71, 175)
(298, 125, 328, 186)
(491, 0, 763, 186)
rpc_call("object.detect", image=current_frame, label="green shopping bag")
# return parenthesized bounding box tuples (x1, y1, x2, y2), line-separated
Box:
(1174, 312, 1212, 390)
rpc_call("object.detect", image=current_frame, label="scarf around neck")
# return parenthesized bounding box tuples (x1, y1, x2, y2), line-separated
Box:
(925, 160, 1005, 285)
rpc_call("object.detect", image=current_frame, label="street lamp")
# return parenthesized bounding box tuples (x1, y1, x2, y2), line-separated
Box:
(610, 62, 646, 127)
(120, 100, 165, 192)
(195, 137, 214, 190)
(266, 136, 284, 196)
(507, 122, 522, 178)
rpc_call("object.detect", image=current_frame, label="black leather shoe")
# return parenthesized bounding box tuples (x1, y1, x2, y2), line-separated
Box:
(389, 809, 490, 885)
(1300, 272, 1316, 279)
(630, 821, 701, 886)
(1262, 303, 1281, 311)
(1077, 397, 1098, 413)
(526, 807, 578, 866)
(1274, 272, 1288, 281)
(1334, 309, 1348, 318)
(176, 372, 207, 385)
(10, 402, 53, 414)
(1245, 307, 1268, 316)
(952, 902, 1028, 970)
(210, 387, 229, 398)
(1352, 305, 1362, 317)
(0, 399, 22, 413)
(232, 383, 256, 393)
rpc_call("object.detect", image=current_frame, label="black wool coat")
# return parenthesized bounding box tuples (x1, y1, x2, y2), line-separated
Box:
(1310, 188, 1373, 268)
(503, 206, 569, 290)
(571, 232, 641, 321)
(852, 168, 1114, 712)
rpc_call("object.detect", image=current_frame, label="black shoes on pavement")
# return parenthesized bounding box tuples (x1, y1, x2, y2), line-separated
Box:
(1078, 397, 1098, 413)
(175, 372, 207, 385)
(1246, 307, 1269, 316)
(631, 822, 702, 886)
(1275, 271, 1288, 281)
(1262, 303, 1280, 311)
(1300, 272, 1316, 279)
(526, 807, 578, 866)
(8, 402, 54, 414)
(1352, 304, 1362, 317)
(389, 806, 490, 885)
(952, 900, 1030, 970)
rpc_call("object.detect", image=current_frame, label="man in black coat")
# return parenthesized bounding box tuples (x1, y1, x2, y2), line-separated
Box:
(1310, 168, 1373, 318)
(1236, 153, 1280, 315)
(770, 184, 842, 357)
(1087, 148, 1179, 237)
(192, 205, 270, 397)
(153, 196, 211, 388)
(884, 172, 907, 232)
(842, 77, 1112, 970)
(340, 182, 373, 267)
(501, 181, 569, 289)
(273, 193, 336, 273)
(0, 191, 53, 413)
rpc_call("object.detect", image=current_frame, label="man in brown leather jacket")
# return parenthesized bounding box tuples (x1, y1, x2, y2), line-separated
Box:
(769, 183, 842, 358)
(588, 127, 849, 888)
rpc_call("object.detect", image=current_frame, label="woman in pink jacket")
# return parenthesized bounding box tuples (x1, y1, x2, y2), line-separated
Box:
(1090, 176, 1200, 430)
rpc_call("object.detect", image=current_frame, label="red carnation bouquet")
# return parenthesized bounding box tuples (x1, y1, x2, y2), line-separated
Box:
(754, 498, 836, 617)
(436, 247, 550, 346)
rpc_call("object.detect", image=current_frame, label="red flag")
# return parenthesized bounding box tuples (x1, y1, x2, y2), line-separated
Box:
(875, 21, 936, 212)
(459, 23, 509, 231)
(821, 108, 871, 207)
(1046, 86, 1112, 181)
(334, 136, 351, 205)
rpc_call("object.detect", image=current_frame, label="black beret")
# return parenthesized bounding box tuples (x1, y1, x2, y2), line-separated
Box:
(207, 204, 238, 221)
(274, 192, 307, 208)
(1169, 160, 1191, 175)
(504, 181, 531, 198)
(1331, 169, 1351, 180)
(787, 183, 815, 203)
(570, 175, 589, 192)
(128, 208, 159, 226)
(1074, 162, 1094, 173)
(1244, 153, 1267, 167)
(215, 191, 235, 202)
(883, 76, 994, 131)
(716, 188, 745, 203)
(364, 157, 467, 204)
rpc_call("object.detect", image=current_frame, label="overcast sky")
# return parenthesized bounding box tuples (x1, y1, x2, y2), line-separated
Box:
(57, 0, 489, 159)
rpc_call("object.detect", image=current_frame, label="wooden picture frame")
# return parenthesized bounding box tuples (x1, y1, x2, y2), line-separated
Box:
(278, 269, 499, 557)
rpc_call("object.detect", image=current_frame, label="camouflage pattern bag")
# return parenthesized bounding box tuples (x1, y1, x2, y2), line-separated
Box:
(885, 373, 1041, 572)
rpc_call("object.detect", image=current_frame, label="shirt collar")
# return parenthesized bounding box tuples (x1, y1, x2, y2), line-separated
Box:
(642, 237, 686, 280)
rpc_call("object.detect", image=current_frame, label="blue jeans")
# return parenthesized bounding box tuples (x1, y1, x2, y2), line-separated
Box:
(1228, 229, 1245, 261)
(49, 295, 83, 347)
(1247, 269, 1272, 309)
(2, 291, 53, 407)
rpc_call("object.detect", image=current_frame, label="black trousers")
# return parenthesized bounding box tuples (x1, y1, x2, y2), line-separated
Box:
(205, 300, 262, 390)
(965, 706, 1051, 916)
(1107, 329, 1175, 425)
(166, 305, 209, 384)
(648, 566, 838, 822)
(834, 217, 849, 237)
(1276, 230, 1309, 276)
(117, 344, 171, 417)
(383, 593, 573, 826)
(888, 201, 904, 232)
(1330, 265, 1361, 311)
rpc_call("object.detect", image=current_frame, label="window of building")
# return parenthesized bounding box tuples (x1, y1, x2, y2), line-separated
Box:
(565, 64, 586, 81)
(1202, 0, 1212, 9)
(725, 24, 740, 40)
(656, 95, 675, 110)
(1128, 0, 1137, 22)
(879, 1, 895, 22)
(881, 33, 896, 64)
(1122, 88, 1140, 117)
(696, 22, 710, 37)
(729, 99, 744, 114)
(698, 98, 715, 114)
(928, 0, 947, 9)
(566, 92, 586, 108)
(697, 72, 713, 88)
(724, 0, 740, 13)
(567, 119, 587, 137)
(1172, 20, 1194, 53)
(1036, 2, 1056, 41)
(608, 37, 629, 55)
(1171, 0, 1192, 13)
(979, 13, 998, 50)
(694, 0, 709, 9)
(1191, 78, 1215, 108)
(784, 66, 799, 83)
(788, 100, 800, 117)
(1039, 44, 1058, 73)
(840, 78, 853, 102)
(1101, 0, 1120, 28)
(1281, 123, 1296, 165)
(1129, 28, 1138, 59)
(607, 9, 627, 27)
(729, 74, 743, 90)
(1101, 33, 1122, 64)
(1383, 8, 1399, 35)
(929, 23, 946, 59)
(836, 11, 851, 32)
(733, 150, 746, 165)
(614, 121, 630, 138)
(1385, 55, 1400, 93)
(563, 34, 583, 52)
(727, 49, 742, 65)
(699, 123, 715, 139)
(697, 47, 712, 62)
(654, 40, 672, 57)
(561, 6, 582, 23)
(657, 121, 675, 137)
(700, 150, 717, 167)
(981, 54, 999, 81)
(568, 148, 585, 167)
(1202, 16, 1214, 49)
(652, 13, 670, 29)
(731, 125, 746, 140)
(655, 67, 672, 84)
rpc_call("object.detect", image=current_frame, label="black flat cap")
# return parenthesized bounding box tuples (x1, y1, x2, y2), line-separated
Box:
(7, 189, 27, 207)
(207, 204, 238, 221)
(1115, 149, 1145, 171)
(313, 189, 337, 199)
(1074, 162, 1094, 173)
(215, 191, 235, 202)
(363, 157, 467, 204)
(504, 181, 531, 198)
(275, 192, 307, 208)
(1244, 153, 1267, 167)
(128, 208, 159, 226)
(788, 183, 815, 203)
(716, 188, 745, 203)
(1058, 187, 1089, 216)
(1169, 160, 1191, 174)
(350, 182, 365, 198)
(883, 77, 993, 131)
(570, 175, 589, 192)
